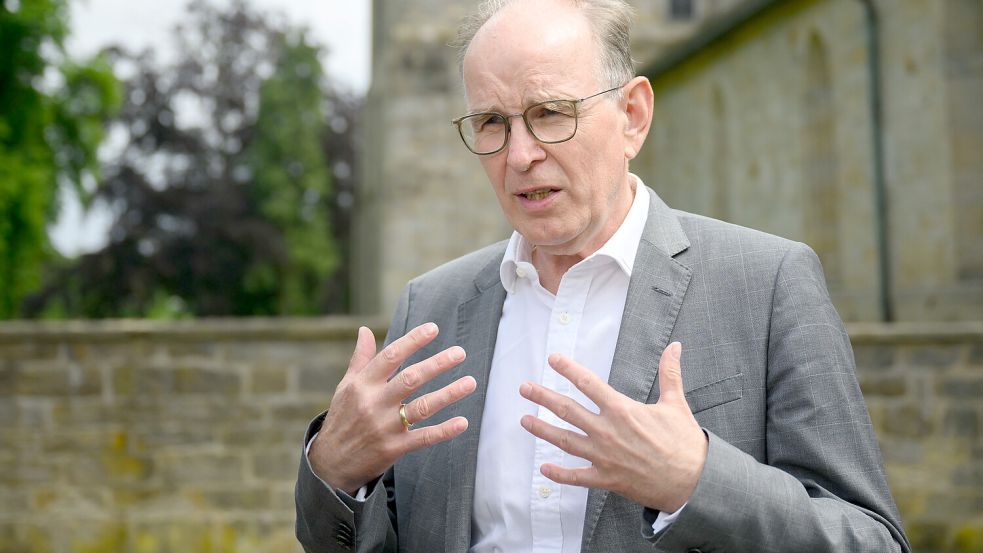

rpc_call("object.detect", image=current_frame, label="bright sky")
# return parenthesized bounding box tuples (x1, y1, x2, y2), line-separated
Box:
(50, 0, 371, 255)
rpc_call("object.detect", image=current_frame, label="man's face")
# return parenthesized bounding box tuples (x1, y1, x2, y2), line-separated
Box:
(462, 0, 635, 259)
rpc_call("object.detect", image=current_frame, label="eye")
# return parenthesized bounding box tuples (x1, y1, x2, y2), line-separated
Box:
(471, 113, 505, 132)
(531, 101, 575, 119)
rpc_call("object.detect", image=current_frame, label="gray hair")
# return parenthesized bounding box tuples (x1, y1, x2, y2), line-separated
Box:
(453, 0, 637, 89)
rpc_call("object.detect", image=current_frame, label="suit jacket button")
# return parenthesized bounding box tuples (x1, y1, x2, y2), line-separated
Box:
(686, 549, 703, 553)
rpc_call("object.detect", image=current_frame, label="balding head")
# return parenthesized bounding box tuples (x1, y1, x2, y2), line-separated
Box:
(454, 0, 636, 90)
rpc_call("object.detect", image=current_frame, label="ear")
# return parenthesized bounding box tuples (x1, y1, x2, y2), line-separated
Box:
(621, 76, 654, 161)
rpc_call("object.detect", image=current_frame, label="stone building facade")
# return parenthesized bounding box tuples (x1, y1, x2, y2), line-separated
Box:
(633, 0, 983, 322)
(355, 0, 983, 323)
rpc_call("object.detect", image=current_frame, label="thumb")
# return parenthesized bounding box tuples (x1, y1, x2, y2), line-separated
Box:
(349, 326, 378, 373)
(657, 342, 687, 406)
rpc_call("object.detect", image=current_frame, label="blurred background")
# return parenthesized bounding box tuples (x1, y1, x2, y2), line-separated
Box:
(1, 0, 981, 551)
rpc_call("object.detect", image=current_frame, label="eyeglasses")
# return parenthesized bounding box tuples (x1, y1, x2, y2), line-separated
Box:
(451, 85, 624, 155)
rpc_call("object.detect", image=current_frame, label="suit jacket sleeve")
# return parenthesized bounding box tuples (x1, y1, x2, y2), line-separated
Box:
(294, 285, 411, 553)
(649, 242, 911, 553)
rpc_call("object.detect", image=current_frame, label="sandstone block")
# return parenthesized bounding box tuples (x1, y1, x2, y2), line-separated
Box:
(852, 344, 898, 371)
(298, 363, 345, 393)
(944, 407, 980, 439)
(248, 366, 289, 394)
(161, 453, 243, 485)
(938, 376, 983, 399)
(883, 403, 936, 438)
(174, 366, 241, 395)
(194, 486, 271, 510)
(970, 343, 983, 368)
(251, 449, 297, 481)
(859, 375, 908, 397)
(907, 345, 963, 370)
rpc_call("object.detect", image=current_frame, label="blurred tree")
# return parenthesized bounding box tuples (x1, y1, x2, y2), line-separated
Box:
(250, 34, 339, 315)
(0, 0, 120, 318)
(22, 0, 357, 318)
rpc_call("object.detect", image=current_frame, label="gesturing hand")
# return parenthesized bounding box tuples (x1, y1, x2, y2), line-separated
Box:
(518, 342, 707, 513)
(309, 323, 476, 495)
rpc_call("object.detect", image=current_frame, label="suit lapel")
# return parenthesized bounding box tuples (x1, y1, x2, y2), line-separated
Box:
(581, 187, 693, 552)
(442, 253, 506, 553)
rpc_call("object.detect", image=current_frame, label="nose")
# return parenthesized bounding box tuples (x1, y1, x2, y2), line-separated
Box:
(505, 115, 546, 172)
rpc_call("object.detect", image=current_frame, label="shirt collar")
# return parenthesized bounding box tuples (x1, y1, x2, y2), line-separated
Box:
(499, 175, 651, 293)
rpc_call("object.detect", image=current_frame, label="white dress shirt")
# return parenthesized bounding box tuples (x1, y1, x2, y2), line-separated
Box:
(470, 181, 678, 553)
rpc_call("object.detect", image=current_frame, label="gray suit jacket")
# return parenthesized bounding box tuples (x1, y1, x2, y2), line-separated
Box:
(296, 188, 911, 553)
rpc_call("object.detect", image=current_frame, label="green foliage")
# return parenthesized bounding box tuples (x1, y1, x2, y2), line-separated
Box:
(23, 0, 357, 318)
(49, 56, 121, 205)
(0, 0, 120, 318)
(250, 34, 339, 314)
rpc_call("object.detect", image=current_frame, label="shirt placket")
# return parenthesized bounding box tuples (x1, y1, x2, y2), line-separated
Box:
(530, 267, 591, 553)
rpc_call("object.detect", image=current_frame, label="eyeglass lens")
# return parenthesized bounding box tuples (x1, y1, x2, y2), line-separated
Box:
(458, 100, 578, 154)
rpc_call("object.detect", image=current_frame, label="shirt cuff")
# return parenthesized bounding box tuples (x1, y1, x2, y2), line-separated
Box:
(651, 501, 686, 534)
(305, 431, 369, 501)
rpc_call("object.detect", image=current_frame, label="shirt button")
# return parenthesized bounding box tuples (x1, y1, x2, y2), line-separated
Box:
(516, 266, 527, 279)
(538, 486, 552, 499)
(558, 312, 572, 325)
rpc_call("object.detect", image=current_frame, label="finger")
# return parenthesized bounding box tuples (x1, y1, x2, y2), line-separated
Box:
(348, 326, 378, 374)
(385, 345, 467, 402)
(519, 381, 596, 432)
(366, 322, 439, 381)
(401, 416, 469, 453)
(547, 353, 619, 409)
(539, 463, 603, 490)
(403, 375, 477, 425)
(520, 414, 593, 460)
(656, 341, 687, 406)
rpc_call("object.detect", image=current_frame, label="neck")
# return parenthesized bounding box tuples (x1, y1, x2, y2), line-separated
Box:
(530, 176, 638, 294)
(531, 246, 581, 294)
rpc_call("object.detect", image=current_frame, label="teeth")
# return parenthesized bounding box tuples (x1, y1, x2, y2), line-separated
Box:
(523, 189, 551, 201)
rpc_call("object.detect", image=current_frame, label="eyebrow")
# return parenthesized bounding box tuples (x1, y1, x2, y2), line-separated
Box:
(467, 93, 576, 115)
(465, 104, 502, 114)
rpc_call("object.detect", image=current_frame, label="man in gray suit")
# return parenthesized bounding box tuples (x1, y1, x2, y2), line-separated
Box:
(296, 0, 911, 551)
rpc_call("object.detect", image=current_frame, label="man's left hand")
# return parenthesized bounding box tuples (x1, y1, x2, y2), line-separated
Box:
(519, 342, 707, 513)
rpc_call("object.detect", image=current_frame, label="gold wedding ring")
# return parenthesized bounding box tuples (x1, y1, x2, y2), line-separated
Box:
(399, 403, 412, 430)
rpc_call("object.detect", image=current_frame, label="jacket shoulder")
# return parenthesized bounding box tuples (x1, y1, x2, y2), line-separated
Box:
(673, 210, 814, 260)
(406, 239, 508, 295)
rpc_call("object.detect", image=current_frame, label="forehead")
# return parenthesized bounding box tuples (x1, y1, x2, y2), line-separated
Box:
(462, 0, 601, 109)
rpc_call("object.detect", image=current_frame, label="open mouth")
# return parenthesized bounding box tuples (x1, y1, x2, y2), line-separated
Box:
(520, 188, 555, 201)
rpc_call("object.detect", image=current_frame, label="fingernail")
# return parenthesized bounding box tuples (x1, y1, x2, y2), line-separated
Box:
(669, 342, 681, 361)
(423, 322, 437, 336)
(449, 346, 465, 361)
(455, 418, 468, 432)
(519, 382, 532, 396)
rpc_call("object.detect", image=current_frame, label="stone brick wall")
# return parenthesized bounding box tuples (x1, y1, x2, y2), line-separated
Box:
(0, 317, 386, 553)
(1, 318, 980, 552)
(852, 322, 983, 553)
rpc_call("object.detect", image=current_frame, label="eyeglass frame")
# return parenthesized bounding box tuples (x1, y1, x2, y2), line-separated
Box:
(450, 84, 625, 155)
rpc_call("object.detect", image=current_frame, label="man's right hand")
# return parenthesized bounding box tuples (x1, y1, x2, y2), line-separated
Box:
(308, 322, 476, 495)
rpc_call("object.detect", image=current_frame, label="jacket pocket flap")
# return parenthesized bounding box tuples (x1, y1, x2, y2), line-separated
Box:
(685, 373, 743, 414)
